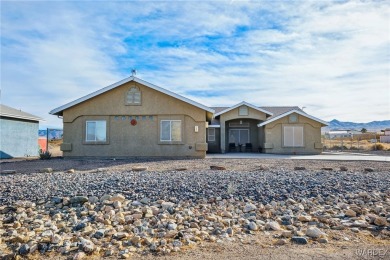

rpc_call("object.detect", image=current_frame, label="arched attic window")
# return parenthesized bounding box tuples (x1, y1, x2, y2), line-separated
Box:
(126, 86, 141, 105)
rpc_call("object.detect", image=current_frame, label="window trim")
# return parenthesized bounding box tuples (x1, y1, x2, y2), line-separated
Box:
(84, 119, 109, 145)
(84, 120, 107, 143)
(160, 120, 182, 142)
(283, 125, 304, 147)
(208, 128, 216, 142)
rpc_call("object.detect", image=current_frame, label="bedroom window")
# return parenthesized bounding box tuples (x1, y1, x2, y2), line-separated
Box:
(86, 121, 106, 142)
(283, 126, 303, 147)
(126, 86, 141, 105)
(208, 128, 215, 142)
(160, 120, 181, 141)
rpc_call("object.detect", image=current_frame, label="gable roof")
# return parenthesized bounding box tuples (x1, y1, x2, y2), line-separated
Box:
(49, 76, 215, 116)
(0, 104, 42, 121)
(257, 109, 328, 127)
(213, 101, 273, 117)
(259, 106, 302, 119)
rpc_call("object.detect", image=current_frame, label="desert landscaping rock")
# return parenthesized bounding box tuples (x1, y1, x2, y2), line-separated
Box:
(210, 165, 226, 170)
(132, 166, 148, 171)
(175, 167, 188, 171)
(306, 227, 325, 238)
(40, 167, 53, 173)
(294, 166, 306, 170)
(364, 167, 374, 172)
(0, 158, 389, 259)
(374, 217, 388, 226)
(0, 170, 17, 174)
(291, 236, 308, 245)
(340, 166, 348, 171)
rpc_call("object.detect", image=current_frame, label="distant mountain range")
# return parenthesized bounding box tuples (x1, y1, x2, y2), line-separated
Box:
(38, 129, 63, 139)
(324, 119, 390, 132)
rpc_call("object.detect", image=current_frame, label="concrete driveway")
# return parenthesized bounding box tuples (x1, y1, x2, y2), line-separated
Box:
(206, 152, 390, 162)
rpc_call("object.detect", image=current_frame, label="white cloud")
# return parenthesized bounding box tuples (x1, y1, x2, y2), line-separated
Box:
(1, 0, 389, 128)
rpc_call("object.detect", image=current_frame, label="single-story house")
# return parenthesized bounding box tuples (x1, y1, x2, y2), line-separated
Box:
(0, 104, 42, 159)
(50, 76, 328, 158)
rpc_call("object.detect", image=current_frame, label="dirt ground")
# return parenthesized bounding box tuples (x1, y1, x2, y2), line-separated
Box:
(19, 231, 390, 260)
(132, 228, 390, 260)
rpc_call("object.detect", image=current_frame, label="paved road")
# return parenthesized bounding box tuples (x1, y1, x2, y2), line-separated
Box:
(206, 152, 390, 162)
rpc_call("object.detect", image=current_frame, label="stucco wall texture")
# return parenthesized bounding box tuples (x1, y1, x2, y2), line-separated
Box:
(0, 118, 39, 158)
(61, 81, 208, 158)
(263, 113, 323, 154)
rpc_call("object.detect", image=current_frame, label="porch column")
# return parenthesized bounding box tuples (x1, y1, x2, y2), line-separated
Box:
(220, 119, 226, 153)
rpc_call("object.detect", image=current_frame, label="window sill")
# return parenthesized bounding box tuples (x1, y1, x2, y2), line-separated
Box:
(158, 141, 184, 145)
(125, 103, 142, 106)
(83, 141, 109, 145)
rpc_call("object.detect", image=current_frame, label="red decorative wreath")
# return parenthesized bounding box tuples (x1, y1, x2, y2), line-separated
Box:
(130, 119, 137, 126)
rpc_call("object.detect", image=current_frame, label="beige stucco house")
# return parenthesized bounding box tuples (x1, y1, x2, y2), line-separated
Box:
(208, 102, 327, 154)
(50, 76, 328, 158)
(50, 77, 213, 158)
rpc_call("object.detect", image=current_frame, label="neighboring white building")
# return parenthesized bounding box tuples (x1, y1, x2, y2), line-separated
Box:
(326, 130, 361, 139)
(380, 128, 390, 143)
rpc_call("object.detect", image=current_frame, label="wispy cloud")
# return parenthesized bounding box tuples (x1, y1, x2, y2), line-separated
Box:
(1, 0, 389, 127)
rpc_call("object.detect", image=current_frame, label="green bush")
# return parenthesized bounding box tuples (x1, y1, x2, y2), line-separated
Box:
(39, 150, 52, 160)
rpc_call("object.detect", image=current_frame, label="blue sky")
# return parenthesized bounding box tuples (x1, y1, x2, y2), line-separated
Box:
(1, 0, 389, 128)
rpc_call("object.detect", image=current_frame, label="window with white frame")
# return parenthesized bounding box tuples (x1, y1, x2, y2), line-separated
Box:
(126, 87, 141, 105)
(86, 121, 107, 142)
(239, 105, 248, 116)
(160, 120, 181, 141)
(283, 126, 303, 147)
(208, 128, 215, 142)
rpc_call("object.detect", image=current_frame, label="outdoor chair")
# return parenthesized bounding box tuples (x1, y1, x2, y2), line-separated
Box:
(245, 143, 252, 152)
(228, 143, 236, 152)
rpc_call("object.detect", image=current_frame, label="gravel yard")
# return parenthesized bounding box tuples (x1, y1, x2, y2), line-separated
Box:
(0, 158, 389, 259)
(0, 158, 389, 206)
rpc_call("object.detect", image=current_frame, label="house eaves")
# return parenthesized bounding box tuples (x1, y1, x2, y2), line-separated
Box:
(214, 101, 273, 117)
(0, 104, 42, 122)
(257, 109, 328, 127)
(49, 76, 215, 115)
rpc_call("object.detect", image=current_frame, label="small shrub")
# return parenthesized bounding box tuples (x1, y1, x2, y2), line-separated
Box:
(349, 146, 358, 150)
(372, 144, 384, 151)
(39, 150, 52, 160)
(330, 145, 340, 150)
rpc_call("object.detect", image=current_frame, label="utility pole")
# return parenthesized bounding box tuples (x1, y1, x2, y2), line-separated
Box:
(46, 128, 49, 152)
